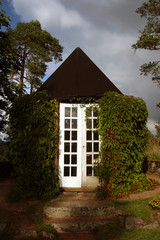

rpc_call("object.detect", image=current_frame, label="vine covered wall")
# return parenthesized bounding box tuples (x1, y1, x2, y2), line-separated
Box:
(9, 92, 60, 200)
(95, 91, 151, 198)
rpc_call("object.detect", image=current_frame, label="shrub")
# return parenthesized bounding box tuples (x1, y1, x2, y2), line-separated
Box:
(9, 92, 60, 200)
(0, 139, 9, 162)
(149, 195, 160, 209)
(95, 92, 150, 198)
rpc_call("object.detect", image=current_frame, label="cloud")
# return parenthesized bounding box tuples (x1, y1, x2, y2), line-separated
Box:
(11, 0, 89, 29)
(147, 119, 157, 136)
(8, 0, 160, 134)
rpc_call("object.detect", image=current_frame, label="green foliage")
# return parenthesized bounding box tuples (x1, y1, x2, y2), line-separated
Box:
(69, 96, 99, 104)
(146, 130, 160, 162)
(95, 92, 149, 198)
(149, 194, 160, 209)
(0, 1, 10, 29)
(146, 147, 160, 162)
(0, 1, 20, 132)
(132, 0, 160, 85)
(37, 223, 57, 237)
(155, 119, 160, 137)
(0, 139, 9, 162)
(94, 183, 110, 199)
(9, 91, 60, 200)
(7, 20, 63, 95)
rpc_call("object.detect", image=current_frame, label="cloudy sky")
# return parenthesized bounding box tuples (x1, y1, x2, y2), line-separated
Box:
(2, 0, 160, 134)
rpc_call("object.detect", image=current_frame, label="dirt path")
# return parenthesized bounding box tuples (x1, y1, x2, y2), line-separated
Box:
(0, 178, 40, 238)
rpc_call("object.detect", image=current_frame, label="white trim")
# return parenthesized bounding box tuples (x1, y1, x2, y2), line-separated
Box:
(59, 103, 82, 187)
(59, 103, 99, 188)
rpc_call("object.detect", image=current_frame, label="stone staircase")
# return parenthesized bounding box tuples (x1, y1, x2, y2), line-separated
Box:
(43, 191, 119, 232)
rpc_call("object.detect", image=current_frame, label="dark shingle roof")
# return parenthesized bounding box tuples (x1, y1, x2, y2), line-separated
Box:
(38, 47, 122, 100)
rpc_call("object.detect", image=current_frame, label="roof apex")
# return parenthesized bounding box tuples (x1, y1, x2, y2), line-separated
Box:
(39, 47, 122, 100)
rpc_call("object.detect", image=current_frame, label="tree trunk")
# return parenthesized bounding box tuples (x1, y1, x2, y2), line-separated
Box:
(19, 50, 26, 96)
(30, 83, 33, 95)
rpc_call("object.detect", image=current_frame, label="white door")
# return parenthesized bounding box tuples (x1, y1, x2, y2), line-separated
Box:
(82, 105, 99, 188)
(59, 103, 99, 188)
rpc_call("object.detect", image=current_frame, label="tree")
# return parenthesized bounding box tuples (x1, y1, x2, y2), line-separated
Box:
(132, 0, 160, 85)
(0, 1, 20, 132)
(7, 20, 63, 95)
(155, 119, 160, 138)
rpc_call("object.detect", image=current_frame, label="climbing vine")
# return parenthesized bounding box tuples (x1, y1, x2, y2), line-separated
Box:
(9, 92, 60, 200)
(95, 92, 155, 198)
(69, 96, 99, 104)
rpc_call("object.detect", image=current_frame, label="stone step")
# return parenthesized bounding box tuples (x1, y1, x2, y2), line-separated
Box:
(45, 216, 118, 232)
(43, 198, 119, 232)
(62, 191, 95, 197)
(44, 201, 116, 218)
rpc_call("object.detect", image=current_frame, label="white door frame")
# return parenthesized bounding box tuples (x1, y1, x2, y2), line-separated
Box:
(59, 103, 99, 188)
(81, 104, 99, 188)
(59, 103, 82, 187)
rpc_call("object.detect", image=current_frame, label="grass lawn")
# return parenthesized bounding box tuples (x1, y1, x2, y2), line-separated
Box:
(113, 198, 157, 222)
(94, 224, 160, 240)
(119, 228, 160, 240)
(146, 138, 160, 162)
(95, 197, 160, 240)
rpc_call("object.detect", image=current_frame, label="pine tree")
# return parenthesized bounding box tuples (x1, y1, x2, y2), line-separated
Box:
(8, 20, 63, 95)
(132, 0, 160, 85)
(0, 1, 19, 132)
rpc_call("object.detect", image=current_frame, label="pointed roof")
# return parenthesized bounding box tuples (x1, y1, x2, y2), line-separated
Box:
(39, 47, 122, 100)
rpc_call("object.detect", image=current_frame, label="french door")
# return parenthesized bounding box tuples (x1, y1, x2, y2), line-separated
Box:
(59, 103, 99, 188)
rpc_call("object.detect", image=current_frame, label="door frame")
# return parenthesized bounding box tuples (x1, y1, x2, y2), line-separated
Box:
(59, 103, 82, 188)
(81, 104, 99, 188)
(59, 103, 99, 188)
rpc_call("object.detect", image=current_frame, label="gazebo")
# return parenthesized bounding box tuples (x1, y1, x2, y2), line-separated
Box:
(39, 47, 121, 188)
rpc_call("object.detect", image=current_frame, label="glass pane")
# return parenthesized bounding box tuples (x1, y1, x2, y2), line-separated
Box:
(93, 108, 98, 117)
(64, 143, 70, 152)
(71, 167, 77, 177)
(93, 131, 99, 140)
(87, 154, 92, 164)
(72, 107, 77, 117)
(87, 142, 92, 152)
(64, 167, 70, 176)
(65, 119, 70, 129)
(94, 142, 99, 152)
(71, 143, 77, 152)
(93, 119, 98, 129)
(72, 131, 77, 140)
(65, 107, 70, 117)
(87, 119, 92, 129)
(64, 155, 70, 164)
(87, 131, 92, 140)
(71, 155, 77, 164)
(72, 119, 77, 129)
(65, 131, 70, 140)
(87, 166, 92, 176)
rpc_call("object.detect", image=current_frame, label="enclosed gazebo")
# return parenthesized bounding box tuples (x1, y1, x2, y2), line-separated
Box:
(39, 47, 121, 188)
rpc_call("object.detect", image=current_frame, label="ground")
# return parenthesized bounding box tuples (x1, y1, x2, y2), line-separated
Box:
(0, 175, 160, 240)
(0, 178, 41, 239)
